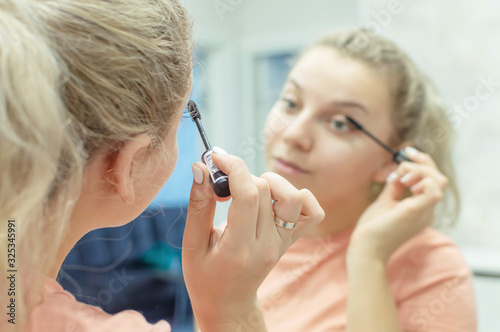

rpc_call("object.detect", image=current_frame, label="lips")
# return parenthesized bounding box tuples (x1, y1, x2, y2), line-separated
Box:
(272, 157, 309, 175)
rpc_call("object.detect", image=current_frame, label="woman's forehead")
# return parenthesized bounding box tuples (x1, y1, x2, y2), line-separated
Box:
(288, 48, 394, 116)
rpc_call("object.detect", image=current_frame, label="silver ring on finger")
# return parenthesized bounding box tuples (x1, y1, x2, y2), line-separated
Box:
(273, 215, 297, 230)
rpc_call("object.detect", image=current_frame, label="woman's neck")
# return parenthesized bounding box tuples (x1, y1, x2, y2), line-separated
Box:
(49, 216, 88, 279)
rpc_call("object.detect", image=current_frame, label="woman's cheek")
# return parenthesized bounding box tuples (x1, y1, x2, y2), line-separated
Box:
(264, 112, 284, 149)
(314, 147, 370, 187)
(267, 107, 292, 133)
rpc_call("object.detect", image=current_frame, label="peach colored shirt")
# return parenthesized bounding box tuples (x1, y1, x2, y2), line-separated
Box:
(26, 277, 171, 332)
(258, 226, 477, 332)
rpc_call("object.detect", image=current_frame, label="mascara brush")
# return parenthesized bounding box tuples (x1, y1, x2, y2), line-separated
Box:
(345, 116, 411, 164)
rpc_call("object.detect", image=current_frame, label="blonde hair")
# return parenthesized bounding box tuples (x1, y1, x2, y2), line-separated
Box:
(0, 1, 84, 330)
(309, 29, 459, 226)
(1, 0, 193, 329)
(33, 0, 194, 160)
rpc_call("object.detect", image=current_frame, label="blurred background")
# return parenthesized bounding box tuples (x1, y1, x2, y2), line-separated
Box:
(59, 0, 500, 331)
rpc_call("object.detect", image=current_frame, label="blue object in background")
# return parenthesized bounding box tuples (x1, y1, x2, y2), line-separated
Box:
(150, 56, 206, 208)
(266, 52, 296, 99)
(58, 207, 193, 331)
(149, 117, 200, 208)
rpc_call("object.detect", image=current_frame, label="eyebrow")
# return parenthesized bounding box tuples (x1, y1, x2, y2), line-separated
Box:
(287, 78, 370, 114)
(288, 78, 303, 92)
(329, 101, 369, 114)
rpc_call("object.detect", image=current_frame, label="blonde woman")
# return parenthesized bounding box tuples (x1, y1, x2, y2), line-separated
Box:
(258, 29, 476, 331)
(0, 1, 326, 331)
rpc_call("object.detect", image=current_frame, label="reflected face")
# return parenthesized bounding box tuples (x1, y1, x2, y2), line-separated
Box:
(264, 46, 396, 207)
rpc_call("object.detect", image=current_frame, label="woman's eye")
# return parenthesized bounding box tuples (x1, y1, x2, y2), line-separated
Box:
(328, 117, 351, 133)
(280, 97, 298, 112)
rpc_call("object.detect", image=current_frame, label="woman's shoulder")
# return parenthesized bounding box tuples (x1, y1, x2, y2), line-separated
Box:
(387, 227, 474, 304)
(26, 277, 171, 332)
(388, 230, 477, 331)
(390, 227, 469, 273)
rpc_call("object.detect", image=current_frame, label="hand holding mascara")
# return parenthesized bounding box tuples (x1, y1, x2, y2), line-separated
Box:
(187, 100, 231, 198)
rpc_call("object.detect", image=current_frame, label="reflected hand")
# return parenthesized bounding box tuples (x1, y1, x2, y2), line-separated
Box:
(348, 147, 448, 264)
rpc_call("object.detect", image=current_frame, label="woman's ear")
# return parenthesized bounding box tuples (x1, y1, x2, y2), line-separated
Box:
(372, 140, 413, 183)
(109, 133, 151, 204)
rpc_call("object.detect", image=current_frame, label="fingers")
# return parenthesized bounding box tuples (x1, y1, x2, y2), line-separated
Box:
(379, 147, 448, 209)
(380, 147, 447, 214)
(259, 172, 303, 239)
(259, 172, 324, 246)
(211, 153, 259, 242)
(404, 146, 437, 168)
(291, 188, 325, 242)
(386, 147, 448, 193)
(183, 162, 217, 252)
(251, 175, 274, 239)
(209, 153, 324, 251)
(379, 171, 407, 201)
(407, 177, 443, 202)
(395, 162, 448, 190)
(395, 176, 441, 230)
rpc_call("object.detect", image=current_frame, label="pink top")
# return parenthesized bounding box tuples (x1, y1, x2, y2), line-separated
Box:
(26, 277, 171, 332)
(258, 226, 477, 332)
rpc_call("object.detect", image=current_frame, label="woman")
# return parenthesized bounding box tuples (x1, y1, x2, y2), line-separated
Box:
(258, 29, 476, 331)
(0, 1, 325, 331)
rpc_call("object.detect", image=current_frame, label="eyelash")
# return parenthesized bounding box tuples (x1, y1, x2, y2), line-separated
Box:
(328, 117, 351, 133)
(280, 97, 297, 111)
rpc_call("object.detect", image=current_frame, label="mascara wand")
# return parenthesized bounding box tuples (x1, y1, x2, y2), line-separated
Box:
(345, 116, 411, 164)
(188, 101, 212, 151)
(187, 100, 231, 197)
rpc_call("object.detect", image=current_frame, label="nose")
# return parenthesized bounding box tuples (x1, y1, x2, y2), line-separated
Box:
(282, 111, 314, 152)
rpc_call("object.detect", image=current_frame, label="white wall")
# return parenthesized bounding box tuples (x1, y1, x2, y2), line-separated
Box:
(359, 2, 500, 329)
(364, 0, 500, 251)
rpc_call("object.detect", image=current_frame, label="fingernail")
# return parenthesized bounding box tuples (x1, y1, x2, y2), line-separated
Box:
(386, 171, 398, 183)
(400, 173, 412, 183)
(192, 164, 204, 185)
(212, 146, 228, 155)
(404, 146, 419, 157)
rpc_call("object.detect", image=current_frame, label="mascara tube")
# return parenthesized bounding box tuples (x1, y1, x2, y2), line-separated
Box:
(201, 149, 230, 197)
(188, 100, 231, 198)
